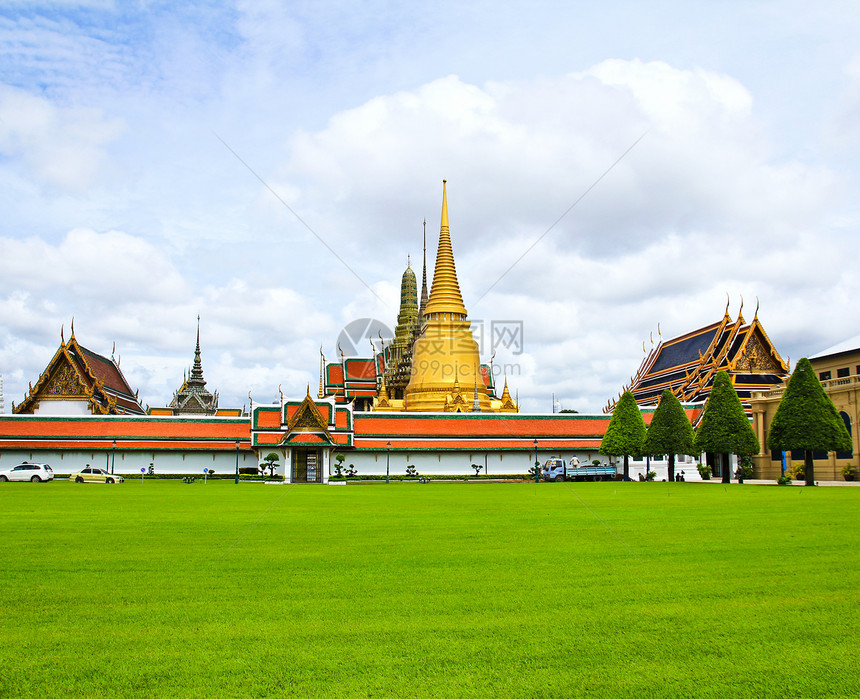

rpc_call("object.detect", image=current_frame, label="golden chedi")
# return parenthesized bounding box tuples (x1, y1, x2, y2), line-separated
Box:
(404, 181, 493, 412)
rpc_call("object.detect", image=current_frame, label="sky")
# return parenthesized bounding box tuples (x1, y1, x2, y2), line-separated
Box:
(1, 0, 859, 414)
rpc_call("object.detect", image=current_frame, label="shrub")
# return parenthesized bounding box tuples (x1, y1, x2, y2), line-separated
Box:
(787, 462, 805, 480)
(696, 463, 711, 480)
(405, 464, 418, 477)
(239, 466, 257, 475)
(333, 453, 346, 477)
(338, 473, 528, 482)
(777, 472, 793, 485)
(471, 463, 483, 476)
(645, 471, 656, 481)
(842, 464, 857, 480)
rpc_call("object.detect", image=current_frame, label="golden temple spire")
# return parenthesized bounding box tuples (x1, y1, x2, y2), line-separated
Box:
(403, 180, 492, 412)
(424, 180, 468, 319)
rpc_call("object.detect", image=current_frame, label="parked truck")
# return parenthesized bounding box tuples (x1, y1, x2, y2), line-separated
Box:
(542, 457, 617, 482)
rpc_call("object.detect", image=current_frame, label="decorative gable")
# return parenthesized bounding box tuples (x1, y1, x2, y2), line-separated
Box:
(282, 390, 334, 445)
(43, 361, 88, 397)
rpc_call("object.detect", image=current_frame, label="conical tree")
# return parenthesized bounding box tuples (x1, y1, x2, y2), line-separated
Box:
(643, 389, 695, 482)
(694, 371, 760, 483)
(600, 391, 647, 480)
(767, 357, 851, 486)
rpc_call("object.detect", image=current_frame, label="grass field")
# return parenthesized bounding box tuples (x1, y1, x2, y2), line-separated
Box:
(1, 479, 858, 698)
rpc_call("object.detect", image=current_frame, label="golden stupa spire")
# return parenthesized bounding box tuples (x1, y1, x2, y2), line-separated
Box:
(423, 180, 468, 319)
(403, 180, 493, 412)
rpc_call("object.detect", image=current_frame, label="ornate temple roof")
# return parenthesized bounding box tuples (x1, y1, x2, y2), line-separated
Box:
(0, 413, 249, 452)
(165, 318, 219, 415)
(614, 302, 788, 413)
(13, 324, 145, 415)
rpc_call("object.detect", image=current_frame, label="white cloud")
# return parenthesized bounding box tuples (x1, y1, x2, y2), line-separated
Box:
(2, 0, 859, 418)
(262, 62, 853, 411)
(0, 86, 123, 192)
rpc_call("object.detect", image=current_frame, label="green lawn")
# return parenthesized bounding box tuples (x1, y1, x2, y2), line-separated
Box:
(1, 480, 857, 697)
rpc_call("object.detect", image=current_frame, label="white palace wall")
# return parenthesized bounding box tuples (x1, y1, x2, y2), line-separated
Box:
(0, 448, 259, 477)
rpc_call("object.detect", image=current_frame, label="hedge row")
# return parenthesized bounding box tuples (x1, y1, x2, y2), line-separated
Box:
(329, 474, 529, 482)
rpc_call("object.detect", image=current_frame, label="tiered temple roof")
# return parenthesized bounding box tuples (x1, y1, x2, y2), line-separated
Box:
(164, 318, 219, 415)
(13, 324, 145, 415)
(613, 301, 788, 413)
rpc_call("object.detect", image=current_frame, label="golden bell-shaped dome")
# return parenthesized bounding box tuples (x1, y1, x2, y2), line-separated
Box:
(404, 180, 492, 412)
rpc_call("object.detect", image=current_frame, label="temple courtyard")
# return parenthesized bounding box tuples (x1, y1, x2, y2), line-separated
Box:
(1, 479, 857, 697)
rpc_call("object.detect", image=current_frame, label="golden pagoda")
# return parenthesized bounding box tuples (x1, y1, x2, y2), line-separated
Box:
(403, 180, 497, 412)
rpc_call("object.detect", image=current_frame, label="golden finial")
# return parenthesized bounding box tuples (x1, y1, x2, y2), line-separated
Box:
(754, 296, 760, 320)
(70, 317, 75, 339)
(724, 293, 730, 318)
(278, 384, 283, 402)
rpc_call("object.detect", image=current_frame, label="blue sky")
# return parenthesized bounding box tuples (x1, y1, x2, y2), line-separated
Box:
(1, 0, 859, 413)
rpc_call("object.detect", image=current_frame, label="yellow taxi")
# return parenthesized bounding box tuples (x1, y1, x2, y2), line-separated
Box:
(69, 467, 124, 484)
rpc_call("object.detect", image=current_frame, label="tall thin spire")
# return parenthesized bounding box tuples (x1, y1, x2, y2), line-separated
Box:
(419, 218, 429, 314)
(424, 180, 468, 318)
(188, 315, 206, 387)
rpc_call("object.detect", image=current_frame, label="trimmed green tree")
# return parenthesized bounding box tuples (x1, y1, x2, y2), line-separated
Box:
(694, 371, 760, 484)
(261, 452, 280, 477)
(600, 391, 647, 480)
(767, 357, 852, 486)
(642, 389, 695, 482)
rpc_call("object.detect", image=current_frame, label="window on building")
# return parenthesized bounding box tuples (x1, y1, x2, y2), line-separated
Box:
(837, 411, 853, 459)
(819, 370, 832, 381)
(837, 367, 850, 378)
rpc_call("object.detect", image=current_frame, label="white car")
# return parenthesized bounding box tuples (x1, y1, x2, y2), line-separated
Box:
(0, 462, 54, 482)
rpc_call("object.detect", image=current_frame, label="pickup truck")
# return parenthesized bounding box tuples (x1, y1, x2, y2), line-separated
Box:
(542, 457, 617, 482)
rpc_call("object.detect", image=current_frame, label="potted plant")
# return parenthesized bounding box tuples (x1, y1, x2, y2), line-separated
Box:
(842, 464, 856, 482)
